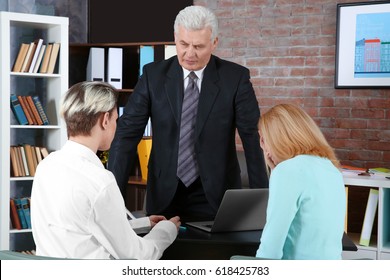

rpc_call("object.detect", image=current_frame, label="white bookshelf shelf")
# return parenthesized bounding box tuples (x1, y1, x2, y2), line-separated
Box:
(342, 174, 390, 260)
(0, 11, 68, 251)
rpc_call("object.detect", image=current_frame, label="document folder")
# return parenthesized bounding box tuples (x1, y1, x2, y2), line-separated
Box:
(107, 48, 123, 89)
(137, 138, 152, 181)
(86, 47, 105, 82)
(139, 45, 154, 76)
(164, 45, 176, 59)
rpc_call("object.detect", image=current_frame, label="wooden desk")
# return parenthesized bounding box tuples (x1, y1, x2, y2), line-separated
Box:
(161, 225, 357, 260)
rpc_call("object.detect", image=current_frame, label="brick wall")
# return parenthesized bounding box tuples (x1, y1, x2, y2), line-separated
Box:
(195, 0, 390, 168)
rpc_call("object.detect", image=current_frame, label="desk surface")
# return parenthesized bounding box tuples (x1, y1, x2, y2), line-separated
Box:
(161, 225, 357, 260)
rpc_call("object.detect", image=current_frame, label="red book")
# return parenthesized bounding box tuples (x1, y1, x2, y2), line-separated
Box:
(10, 198, 22, 230)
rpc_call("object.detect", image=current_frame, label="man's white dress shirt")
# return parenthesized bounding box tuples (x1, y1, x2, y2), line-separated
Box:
(31, 140, 177, 259)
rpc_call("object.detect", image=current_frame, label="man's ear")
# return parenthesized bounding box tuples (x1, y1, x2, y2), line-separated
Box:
(212, 36, 218, 50)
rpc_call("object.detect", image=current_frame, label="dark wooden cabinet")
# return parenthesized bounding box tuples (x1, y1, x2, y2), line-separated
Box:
(69, 42, 174, 106)
(125, 176, 147, 212)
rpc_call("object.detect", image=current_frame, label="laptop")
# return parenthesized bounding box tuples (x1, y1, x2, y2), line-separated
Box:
(186, 188, 269, 233)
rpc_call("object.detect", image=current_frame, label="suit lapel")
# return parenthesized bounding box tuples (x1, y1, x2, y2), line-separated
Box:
(195, 56, 219, 138)
(164, 56, 220, 134)
(165, 58, 183, 126)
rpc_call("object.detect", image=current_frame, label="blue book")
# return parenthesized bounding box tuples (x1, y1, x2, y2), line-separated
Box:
(14, 198, 28, 229)
(10, 94, 28, 125)
(32, 96, 49, 125)
(139, 45, 154, 76)
(20, 197, 31, 229)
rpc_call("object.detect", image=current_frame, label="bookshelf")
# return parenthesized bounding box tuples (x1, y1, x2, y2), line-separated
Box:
(0, 12, 68, 251)
(342, 174, 390, 260)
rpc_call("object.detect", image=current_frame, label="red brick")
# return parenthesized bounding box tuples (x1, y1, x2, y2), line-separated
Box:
(194, 0, 390, 168)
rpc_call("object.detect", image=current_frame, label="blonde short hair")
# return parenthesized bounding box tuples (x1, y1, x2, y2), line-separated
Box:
(61, 81, 118, 137)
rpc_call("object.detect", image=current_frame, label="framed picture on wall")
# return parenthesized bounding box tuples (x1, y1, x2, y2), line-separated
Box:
(335, 1, 390, 88)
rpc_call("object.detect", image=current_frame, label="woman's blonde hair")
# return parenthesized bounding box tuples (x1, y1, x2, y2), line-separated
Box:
(60, 81, 118, 137)
(259, 103, 339, 167)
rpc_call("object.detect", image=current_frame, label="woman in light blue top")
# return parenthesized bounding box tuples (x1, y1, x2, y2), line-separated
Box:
(256, 104, 346, 260)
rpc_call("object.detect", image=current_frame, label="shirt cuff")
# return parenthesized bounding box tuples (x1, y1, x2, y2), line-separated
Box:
(129, 216, 151, 234)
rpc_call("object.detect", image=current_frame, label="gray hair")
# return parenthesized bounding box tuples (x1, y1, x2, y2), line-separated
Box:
(174, 5, 218, 42)
(60, 81, 118, 136)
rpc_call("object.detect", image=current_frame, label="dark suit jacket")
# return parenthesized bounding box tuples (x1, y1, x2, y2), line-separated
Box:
(108, 55, 269, 214)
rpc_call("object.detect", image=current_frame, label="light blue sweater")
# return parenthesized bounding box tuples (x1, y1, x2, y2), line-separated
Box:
(256, 155, 346, 259)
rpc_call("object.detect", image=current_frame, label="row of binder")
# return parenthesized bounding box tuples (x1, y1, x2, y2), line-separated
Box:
(87, 45, 177, 89)
(87, 48, 122, 88)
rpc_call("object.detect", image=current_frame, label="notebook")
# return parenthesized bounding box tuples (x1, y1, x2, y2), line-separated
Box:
(186, 188, 269, 233)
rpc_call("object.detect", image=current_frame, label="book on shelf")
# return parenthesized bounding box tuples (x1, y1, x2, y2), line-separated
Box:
(23, 143, 36, 176)
(39, 43, 53, 73)
(359, 188, 379, 246)
(20, 250, 37, 255)
(14, 146, 26, 177)
(46, 42, 60, 74)
(40, 147, 49, 158)
(12, 43, 29, 72)
(20, 197, 32, 229)
(32, 44, 47, 73)
(10, 198, 22, 230)
(10, 94, 28, 125)
(17, 95, 34, 125)
(10, 146, 20, 177)
(16, 95, 49, 125)
(32, 96, 49, 125)
(368, 167, 390, 178)
(30, 145, 39, 172)
(35, 146, 43, 163)
(13, 198, 28, 229)
(19, 145, 30, 176)
(21, 96, 38, 125)
(28, 38, 44, 73)
(21, 41, 37, 72)
(26, 95, 43, 125)
(340, 165, 369, 176)
(10, 145, 48, 177)
(19, 146, 28, 176)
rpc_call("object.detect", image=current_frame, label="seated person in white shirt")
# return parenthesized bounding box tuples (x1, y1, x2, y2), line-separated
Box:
(31, 81, 180, 259)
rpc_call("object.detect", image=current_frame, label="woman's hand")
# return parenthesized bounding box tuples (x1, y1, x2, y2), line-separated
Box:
(149, 215, 167, 228)
(264, 152, 276, 170)
(169, 216, 181, 231)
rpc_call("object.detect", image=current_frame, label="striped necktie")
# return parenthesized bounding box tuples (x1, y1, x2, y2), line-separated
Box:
(177, 71, 200, 187)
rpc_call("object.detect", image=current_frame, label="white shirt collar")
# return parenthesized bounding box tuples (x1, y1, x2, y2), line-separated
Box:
(182, 66, 206, 80)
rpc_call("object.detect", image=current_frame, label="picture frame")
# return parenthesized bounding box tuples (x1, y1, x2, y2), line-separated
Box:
(335, 1, 390, 88)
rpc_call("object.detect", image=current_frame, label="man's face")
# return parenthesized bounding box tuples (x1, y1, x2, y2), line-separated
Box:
(175, 25, 218, 71)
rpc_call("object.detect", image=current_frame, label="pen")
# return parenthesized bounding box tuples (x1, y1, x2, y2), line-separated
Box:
(179, 226, 187, 231)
